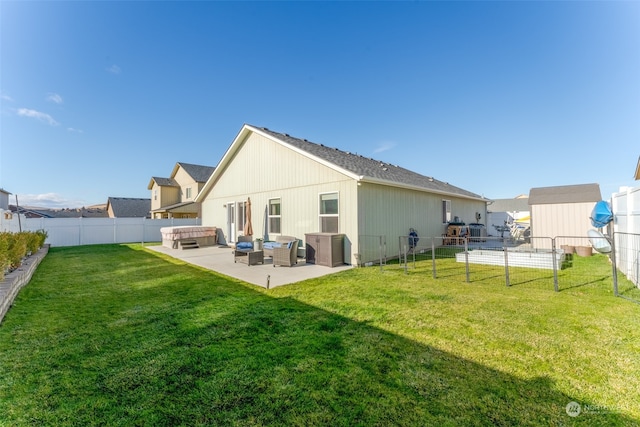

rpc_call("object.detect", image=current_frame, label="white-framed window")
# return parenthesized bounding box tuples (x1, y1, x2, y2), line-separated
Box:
(237, 201, 246, 232)
(185, 187, 192, 199)
(154, 189, 157, 201)
(442, 199, 451, 223)
(319, 192, 339, 233)
(268, 198, 281, 234)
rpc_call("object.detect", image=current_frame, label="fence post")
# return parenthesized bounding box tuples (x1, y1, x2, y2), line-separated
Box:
(611, 232, 619, 297)
(503, 239, 510, 287)
(431, 238, 436, 279)
(464, 237, 470, 283)
(379, 235, 383, 273)
(403, 240, 408, 275)
(551, 238, 559, 292)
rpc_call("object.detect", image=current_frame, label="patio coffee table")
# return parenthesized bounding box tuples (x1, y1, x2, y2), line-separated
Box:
(234, 249, 264, 266)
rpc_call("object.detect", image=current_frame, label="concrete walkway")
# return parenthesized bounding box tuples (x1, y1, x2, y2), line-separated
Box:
(147, 244, 353, 289)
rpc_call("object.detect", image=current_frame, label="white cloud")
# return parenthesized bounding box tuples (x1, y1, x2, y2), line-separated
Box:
(17, 108, 59, 126)
(107, 64, 121, 74)
(373, 142, 397, 154)
(67, 127, 84, 133)
(1, 93, 14, 102)
(17, 193, 86, 209)
(46, 92, 64, 104)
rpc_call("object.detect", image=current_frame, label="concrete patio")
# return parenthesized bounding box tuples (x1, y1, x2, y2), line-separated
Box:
(147, 244, 353, 289)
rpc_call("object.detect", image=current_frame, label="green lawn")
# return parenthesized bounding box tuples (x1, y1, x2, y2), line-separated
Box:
(0, 244, 638, 426)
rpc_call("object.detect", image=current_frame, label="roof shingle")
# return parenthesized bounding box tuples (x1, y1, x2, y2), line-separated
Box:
(528, 183, 601, 205)
(255, 126, 485, 200)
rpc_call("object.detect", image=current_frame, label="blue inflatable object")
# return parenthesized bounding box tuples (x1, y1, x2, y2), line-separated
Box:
(590, 200, 613, 228)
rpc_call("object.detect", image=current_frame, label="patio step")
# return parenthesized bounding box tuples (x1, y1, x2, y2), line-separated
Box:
(179, 240, 199, 250)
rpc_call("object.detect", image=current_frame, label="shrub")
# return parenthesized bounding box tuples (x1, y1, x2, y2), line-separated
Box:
(7, 232, 28, 269)
(0, 230, 47, 275)
(25, 230, 47, 254)
(0, 233, 9, 281)
(35, 229, 48, 249)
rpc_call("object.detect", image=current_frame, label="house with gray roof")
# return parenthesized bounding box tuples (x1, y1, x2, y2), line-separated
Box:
(195, 124, 488, 265)
(106, 197, 151, 218)
(148, 162, 215, 219)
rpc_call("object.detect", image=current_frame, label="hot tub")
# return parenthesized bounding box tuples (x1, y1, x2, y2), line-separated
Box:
(160, 226, 217, 249)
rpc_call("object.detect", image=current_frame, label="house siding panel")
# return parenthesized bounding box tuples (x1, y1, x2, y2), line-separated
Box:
(357, 183, 487, 262)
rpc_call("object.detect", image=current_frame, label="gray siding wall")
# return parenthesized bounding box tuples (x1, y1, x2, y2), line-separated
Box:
(357, 182, 487, 263)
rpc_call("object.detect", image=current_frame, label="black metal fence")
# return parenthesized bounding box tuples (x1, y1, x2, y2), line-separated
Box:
(357, 232, 640, 303)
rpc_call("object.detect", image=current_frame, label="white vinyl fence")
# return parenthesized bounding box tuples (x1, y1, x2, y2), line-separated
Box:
(0, 213, 201, 247)
(612, 185, 640, 236)
(612, 185, 640, 290)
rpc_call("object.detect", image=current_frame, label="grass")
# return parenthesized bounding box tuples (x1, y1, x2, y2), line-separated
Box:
(0, 244, 639, 426)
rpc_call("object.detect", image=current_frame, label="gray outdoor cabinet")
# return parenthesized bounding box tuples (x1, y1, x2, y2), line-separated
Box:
(305, 233, 345, 267)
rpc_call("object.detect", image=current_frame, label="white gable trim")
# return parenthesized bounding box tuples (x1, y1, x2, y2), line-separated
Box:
(196, 124, 360, 202)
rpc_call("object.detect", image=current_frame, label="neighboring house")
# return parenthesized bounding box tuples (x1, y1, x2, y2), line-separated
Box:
(0, 188, 10, 210)
(195, 124, 488, 265)
(635, 156, 640, 180)
(8, 205, 107, 218)
(148, 162, 215, 219)
(486, 195, 530, 237)
(528, 183, 601, 248)
(8, 205, 53, 218)
(106, 197, 151, 218)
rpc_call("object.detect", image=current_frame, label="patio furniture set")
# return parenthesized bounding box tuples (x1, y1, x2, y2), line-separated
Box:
(233, 235, 299, 267)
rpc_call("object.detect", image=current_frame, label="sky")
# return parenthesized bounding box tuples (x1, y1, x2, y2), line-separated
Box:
(1, 1, 638, 209)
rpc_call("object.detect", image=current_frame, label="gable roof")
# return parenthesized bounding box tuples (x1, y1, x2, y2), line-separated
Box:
(528, 183, 601, 205)
(197, 124, 486, 202)
(172, 162, 216, 182)
(147, 177, 178, 189)
(107, 197, 151, 218)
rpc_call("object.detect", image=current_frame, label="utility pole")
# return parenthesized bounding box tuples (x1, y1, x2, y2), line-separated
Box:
(15, 195, 22, 232)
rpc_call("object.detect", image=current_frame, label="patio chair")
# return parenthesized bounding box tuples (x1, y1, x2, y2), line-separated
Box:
(263, 235, 297, 258)
(233, 235, 255, 262)
(272, 240, 299, 267)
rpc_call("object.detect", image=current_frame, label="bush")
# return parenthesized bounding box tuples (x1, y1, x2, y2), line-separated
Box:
(0, 230, 47, 277)
(7, 233, 28, 269)
(0, 233, 9, 281)
(25, 230, 47, 254)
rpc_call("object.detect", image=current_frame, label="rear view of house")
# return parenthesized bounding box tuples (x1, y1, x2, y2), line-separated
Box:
(196, 124, 488, 265)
